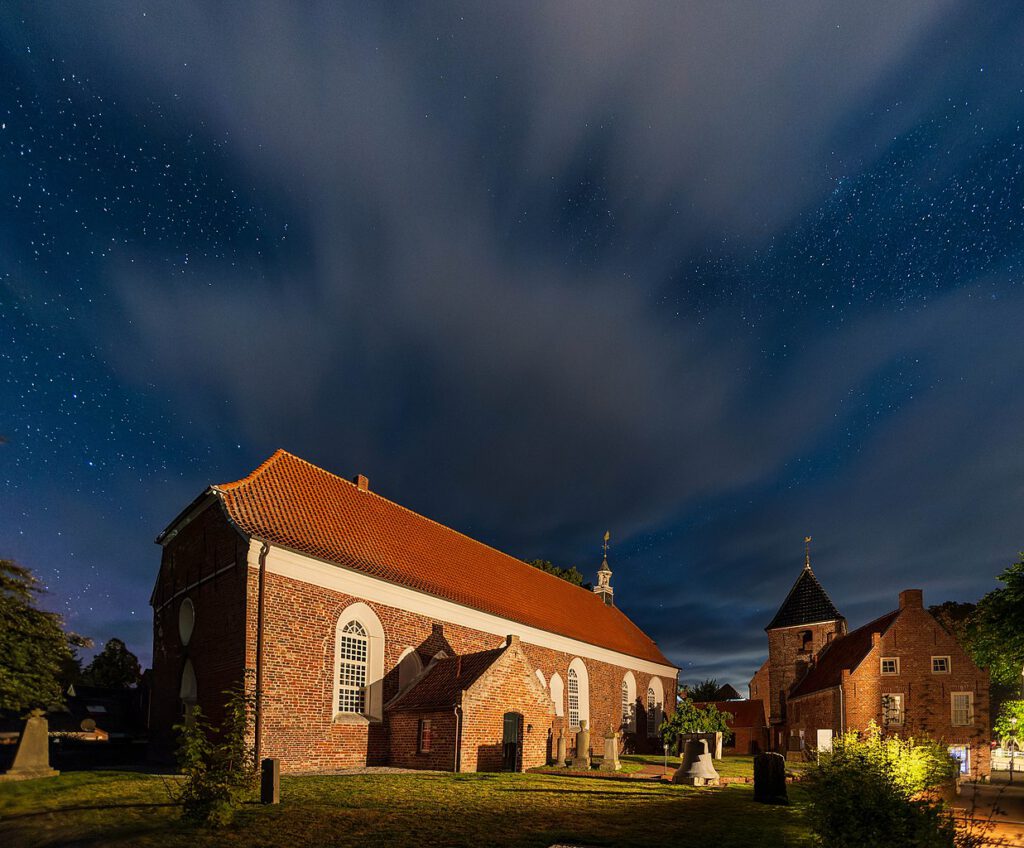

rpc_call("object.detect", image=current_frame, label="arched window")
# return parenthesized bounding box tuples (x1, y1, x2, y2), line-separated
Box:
(621, 671, 637, 733)
(646, 677, 665, 737)
(568, 668, 580, 732)
(550, 672, 565, 717)
(179, 659, 197, 704)
(337, 621, 368, 714)
(566, 658, 590, 732)
(332, 602, 385, 722)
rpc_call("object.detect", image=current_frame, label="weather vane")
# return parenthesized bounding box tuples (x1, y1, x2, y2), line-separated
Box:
(603, 530, 611, 560)
(804, 535, 812, 569)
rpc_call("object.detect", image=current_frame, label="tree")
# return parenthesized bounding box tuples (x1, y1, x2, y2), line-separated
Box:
(82, 638, 142, 689)
(970, 555, 1024, 697)
(685, 678, 721, 701)
(0, 559, 80, 712)
(993, 700, 1024, 749)
(659, 697, 732, 750)
(928, 601, 975, 646)
(526, 559, 591, 589)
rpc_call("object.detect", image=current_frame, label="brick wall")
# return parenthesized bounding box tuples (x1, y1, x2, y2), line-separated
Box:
(387, 711, 457, 770)
(765, 619, 844, 725)
(149, 502, 249, 760)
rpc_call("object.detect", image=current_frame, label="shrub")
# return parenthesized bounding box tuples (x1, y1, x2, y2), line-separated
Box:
(804, 723, 967, 848)
(173, 679, 257, 828)
(659, 697, 732, 751)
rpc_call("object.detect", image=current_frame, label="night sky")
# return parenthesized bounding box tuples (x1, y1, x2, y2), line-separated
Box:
(4, 3, 1024, 689)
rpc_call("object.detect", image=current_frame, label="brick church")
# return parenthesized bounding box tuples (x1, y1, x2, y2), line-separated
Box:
(749, 549, 990, 778)
(150, 450, 677, 773)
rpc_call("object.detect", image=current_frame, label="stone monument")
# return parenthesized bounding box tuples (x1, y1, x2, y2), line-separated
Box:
(0, 710, 59, 782)
(753, 751, 789, 804)
(571, 720, 591, 769)
(599, 729, 620, 772)
(556, 728, 567, 766)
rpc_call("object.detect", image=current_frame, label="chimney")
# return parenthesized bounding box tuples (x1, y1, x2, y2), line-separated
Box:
(871, 632, 881, 647)
(899, 589, 923, 610)
(354, 474, 369, 492)
(506, 634, 520, 647)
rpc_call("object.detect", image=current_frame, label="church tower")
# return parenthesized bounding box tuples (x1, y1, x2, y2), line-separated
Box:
(764, 537, 845, 730)
(593, 530, 614, 606)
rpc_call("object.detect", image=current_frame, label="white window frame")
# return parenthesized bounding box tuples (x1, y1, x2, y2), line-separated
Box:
(568, 668, 580, 732)
(882, 693, 904, 726)
(566, 658, 590, 732)
(336, 620, 369, 714)
(621, 671, 637, 733)
(951, 692, 974, 727)
(550, 672, 565, 717)
(332, 601, 385, 722)
(931, 656, 950, 674)
(646, 676, 665, 738)
(880, 657, 900, 675)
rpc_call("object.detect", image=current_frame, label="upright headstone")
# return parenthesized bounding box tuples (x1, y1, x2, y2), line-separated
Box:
(260, 757, 280, 804)
(572, 720, 591, 769)
(556, 729, 567, 766)
(753, 752, 789, 804)
(599, 730, 621, 772)
(0, 710, 58, 782)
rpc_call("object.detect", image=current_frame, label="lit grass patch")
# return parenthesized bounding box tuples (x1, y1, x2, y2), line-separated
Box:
(0, 769, 813, 848)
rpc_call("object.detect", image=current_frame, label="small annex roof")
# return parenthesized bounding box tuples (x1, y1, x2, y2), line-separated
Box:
(766, 563, 843, 630)
(713, 683, 742, 701)
(387, 648, 505, 712)
(172, 450, 673, 667)
(789, 609, 901, 698)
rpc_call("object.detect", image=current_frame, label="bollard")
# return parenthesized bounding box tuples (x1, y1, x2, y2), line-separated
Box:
(261, 757, 280, 805)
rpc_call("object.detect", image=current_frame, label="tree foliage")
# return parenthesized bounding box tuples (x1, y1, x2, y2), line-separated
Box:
(685, 678, 721, 701)
(174, 677, 257, 828)
(526, 559, 590, 589)
(83, 638, 142, 689)
(0, 559, 82, 712)
(804, 723, 966, 848)
(993, 700, 1024, 748)
(970, 555, 1024, 695)
(658, 697, 732, 749)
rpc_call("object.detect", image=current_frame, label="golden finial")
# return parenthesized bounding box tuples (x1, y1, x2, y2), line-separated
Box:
(804, 536, 812, 569)
(603, 530, 611, 558)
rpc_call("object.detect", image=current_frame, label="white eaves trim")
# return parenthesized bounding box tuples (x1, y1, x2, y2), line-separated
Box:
(247, 540, 678, 680)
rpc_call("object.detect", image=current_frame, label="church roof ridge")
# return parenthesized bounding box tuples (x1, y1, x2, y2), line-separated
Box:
(208, 450, 673, 667)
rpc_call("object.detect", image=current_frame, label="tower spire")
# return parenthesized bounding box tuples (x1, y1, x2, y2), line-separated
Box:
(593, 530, 614, 606)
(804, 535, 812, 570)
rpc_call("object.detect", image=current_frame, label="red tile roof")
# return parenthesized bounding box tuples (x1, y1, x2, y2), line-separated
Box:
(209, 450, 673, 667)
(694, 699, 768, 728)
(387, 648, 505, 711)
(789, 609, 901, 698)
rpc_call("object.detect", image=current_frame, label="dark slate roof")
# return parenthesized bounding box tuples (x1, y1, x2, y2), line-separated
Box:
(713, 683, 742, 701)
(387, 648, 505, 712)
(766, 565, 843, 630)
(789, 609, 901, 698)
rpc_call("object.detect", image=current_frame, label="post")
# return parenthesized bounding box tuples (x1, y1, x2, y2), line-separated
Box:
(261, 757, 280, 804)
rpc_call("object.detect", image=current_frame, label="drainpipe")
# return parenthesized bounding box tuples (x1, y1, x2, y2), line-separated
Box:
(452, 704, 462, 773)
(255, 541, 270, 763)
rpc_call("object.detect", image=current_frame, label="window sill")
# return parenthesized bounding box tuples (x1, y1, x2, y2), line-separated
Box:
(332, 713, 382, 725)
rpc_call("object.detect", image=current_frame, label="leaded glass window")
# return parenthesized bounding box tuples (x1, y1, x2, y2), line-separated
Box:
(337, 620, 368, 714)
(621, 679, 631, 731)
(568, 667, 580, 732)
(647, 686, 657, 736)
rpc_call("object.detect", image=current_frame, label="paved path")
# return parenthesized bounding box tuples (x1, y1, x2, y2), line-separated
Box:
(952, 777, 1024, 846)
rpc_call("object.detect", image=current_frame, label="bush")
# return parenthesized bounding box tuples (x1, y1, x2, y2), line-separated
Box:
(659, 697, 732, 751)
(804, 723, 966, 848)
(174, 679, 257, 828)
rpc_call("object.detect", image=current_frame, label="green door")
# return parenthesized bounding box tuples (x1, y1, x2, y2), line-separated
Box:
(502, 712, 522, 771)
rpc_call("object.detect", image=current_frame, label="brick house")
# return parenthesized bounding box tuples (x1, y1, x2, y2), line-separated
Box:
(150, 450, 677, 773)
(749, 560, 990, 778)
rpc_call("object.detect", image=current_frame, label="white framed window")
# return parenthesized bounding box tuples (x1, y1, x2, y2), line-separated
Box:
(880, 657, 899, 675)
(568, 667, 580, 732)
(418, 718, 432, 753)
(647, 687, 657, 736)
(337, 620, 368, 714)
(951, 692, 974, 726)
(331, 602, 385, 721)
(882, 693, 904, 726)
(931, 656, 950, 674)
(621, 672, 637, 733)
(550, 672, 565, 717)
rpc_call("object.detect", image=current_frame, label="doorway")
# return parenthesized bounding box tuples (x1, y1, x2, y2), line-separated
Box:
(502, 712, 523, 771)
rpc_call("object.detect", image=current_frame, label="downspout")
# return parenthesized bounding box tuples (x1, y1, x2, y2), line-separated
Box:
(838, 683, 845, 735)
(453, 702, 462, 773)
(254, 541, 270, 763)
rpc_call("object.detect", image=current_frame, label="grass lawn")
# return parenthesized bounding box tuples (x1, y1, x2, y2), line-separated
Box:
(620, 753, 812, 779)
(0, 768, 813, 848)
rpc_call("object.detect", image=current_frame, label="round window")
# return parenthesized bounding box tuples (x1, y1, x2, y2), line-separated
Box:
(178, 598, 196, 646)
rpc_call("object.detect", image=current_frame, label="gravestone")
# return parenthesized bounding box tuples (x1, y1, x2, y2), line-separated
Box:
(599, 730, 620, 772)
(572, 720, 591, 769)
(753, 752, 789, 804)
(556, 729, 567, 766)
(0, 710, 58, 782)
(261, 757, 280, 804)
